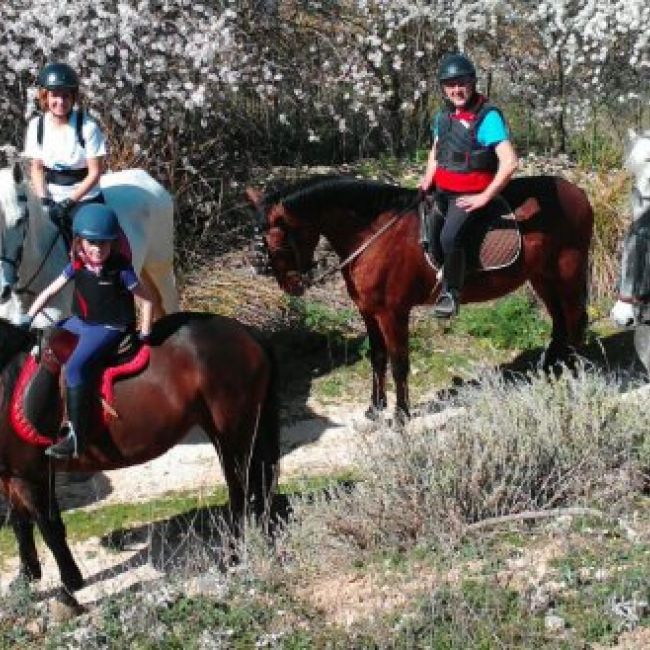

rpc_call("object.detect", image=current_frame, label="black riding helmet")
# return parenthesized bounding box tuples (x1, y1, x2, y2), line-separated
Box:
(438, 53, 476, 83)
(37, 62, 79, 90)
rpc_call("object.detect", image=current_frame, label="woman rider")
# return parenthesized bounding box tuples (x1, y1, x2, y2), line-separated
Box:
(419, 53, 518, 318)
(23, 62, 107, 238)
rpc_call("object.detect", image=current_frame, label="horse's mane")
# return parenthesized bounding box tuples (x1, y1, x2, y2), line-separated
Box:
(0, 162, 33, 228)
(263, 175, 417, 224)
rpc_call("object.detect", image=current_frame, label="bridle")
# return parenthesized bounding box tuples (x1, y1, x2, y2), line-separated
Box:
(252, 207, 316, 279)
(254, 206, 401, 286)
(0, 187, 63, 299)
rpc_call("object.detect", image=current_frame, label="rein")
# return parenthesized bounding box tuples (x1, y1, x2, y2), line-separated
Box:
(310, 214, 401, 285)
(15, 229, 62, 298)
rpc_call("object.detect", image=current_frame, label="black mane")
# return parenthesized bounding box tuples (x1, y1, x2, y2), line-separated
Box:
(263, 175, 417, 224)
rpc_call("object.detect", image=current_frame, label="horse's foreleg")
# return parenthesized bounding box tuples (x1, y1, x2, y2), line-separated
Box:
(2, 478, 41, 586)
(10, 512, 41, 583)
(23, 479, 84, 593)
(377, 311, 411, 419)
(361, 312, 388, 418)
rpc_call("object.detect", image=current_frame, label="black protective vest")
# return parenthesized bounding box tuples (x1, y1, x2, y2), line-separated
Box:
(72, 255, 136, 329)
(435, 97, 501, 173)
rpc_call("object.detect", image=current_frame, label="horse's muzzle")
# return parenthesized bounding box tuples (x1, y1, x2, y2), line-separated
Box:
(283, 271, 306, 296)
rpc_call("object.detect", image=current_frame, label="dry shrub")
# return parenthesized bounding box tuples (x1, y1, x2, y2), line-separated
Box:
(580, 169, 632, 305)
(275, 366, 650, 576)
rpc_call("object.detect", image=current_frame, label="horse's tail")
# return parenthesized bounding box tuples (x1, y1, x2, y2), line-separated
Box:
(249, 331, 281, 516)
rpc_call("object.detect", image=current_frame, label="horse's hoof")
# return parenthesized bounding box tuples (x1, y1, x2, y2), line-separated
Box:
(364, 405, 385, 420)
(50, 588, 85, 622)
(393, 408, 410, 427)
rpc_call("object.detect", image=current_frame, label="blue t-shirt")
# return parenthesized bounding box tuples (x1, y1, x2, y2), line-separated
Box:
(432, 108, 509, 146)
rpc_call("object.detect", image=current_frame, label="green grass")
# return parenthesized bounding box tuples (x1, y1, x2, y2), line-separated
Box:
(306, 296, 536, 404)
(455, 292, 551, 351)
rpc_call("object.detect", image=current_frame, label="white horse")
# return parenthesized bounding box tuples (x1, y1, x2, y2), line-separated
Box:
(610, 129, 650, 372)
(0, 163, 178, 328)
(624, 128, 650, 221)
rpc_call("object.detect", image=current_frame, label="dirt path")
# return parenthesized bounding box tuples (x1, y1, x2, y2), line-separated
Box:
(53, 398, 367, 511)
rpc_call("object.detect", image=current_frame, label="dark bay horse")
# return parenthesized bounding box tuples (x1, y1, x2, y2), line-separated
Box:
(247, 175, 593, 417)
(0, 312, 279, 593)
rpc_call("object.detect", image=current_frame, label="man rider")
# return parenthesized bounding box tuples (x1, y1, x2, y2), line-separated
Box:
(419, 53, 518, 318)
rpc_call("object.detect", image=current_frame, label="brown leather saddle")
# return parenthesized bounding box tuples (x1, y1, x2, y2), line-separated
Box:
(419, 194, 539, 272)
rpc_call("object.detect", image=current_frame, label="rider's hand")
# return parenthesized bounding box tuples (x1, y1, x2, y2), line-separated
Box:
(49, 198, 75, 229)
(57, 198, 76, 216)
(456, 192, 490, 213)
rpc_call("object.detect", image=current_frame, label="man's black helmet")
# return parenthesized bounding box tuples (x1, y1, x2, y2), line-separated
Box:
(438, 53, 476, 82)
(37, 62, 79, 90)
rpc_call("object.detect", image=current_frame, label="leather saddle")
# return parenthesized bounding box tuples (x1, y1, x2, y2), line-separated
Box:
(10, 328, 150, 448)
(419, 193, 540, 271)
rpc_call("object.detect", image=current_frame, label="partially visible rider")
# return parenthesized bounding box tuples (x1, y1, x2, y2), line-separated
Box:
(419, 53, 518, 318)
(21, 204, 153, 459)
(23, 62, 107, 240)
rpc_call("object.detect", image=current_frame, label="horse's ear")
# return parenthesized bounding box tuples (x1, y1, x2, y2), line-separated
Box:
(12, 161, 23, 184)
(245, 187, 262, 207)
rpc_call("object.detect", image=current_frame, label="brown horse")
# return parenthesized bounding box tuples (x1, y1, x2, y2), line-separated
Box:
(0, 312, 279, 594)
(246, 175, 593, 418)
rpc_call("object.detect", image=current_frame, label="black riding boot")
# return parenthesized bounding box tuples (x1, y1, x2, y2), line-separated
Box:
(433, 248, 466, 319)
(45, 386, 90, 459)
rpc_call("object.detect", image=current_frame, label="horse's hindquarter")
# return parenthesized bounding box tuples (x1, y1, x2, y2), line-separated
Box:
(100, 169, 174, 272)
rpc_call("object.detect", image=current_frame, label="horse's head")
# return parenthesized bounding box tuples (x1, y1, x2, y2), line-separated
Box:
(245, 187, 319, 296)
(625, 129, 650, 220)
(611, 209, 650, 327)
(0, 163, 31, 304)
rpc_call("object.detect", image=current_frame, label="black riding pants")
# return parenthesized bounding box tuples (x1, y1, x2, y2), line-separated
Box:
(437, 191, 474, 256)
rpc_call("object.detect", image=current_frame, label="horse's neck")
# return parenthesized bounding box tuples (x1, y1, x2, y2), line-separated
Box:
(317, 209, 398, 259)
(22, 193, 69, 295)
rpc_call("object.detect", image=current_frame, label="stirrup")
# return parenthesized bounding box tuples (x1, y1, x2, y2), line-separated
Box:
(433, 291, 459, 319)
(44, 429, 79, 459)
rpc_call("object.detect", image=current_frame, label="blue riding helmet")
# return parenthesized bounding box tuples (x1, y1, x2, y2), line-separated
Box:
(72, 204, 119, 241)
(37, 62, 79, 90)
(438, 53, 477, 83)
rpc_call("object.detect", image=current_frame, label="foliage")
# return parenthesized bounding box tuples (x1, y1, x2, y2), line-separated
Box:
(455, 292, 551, 350)
(0, 1, 647, 257)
